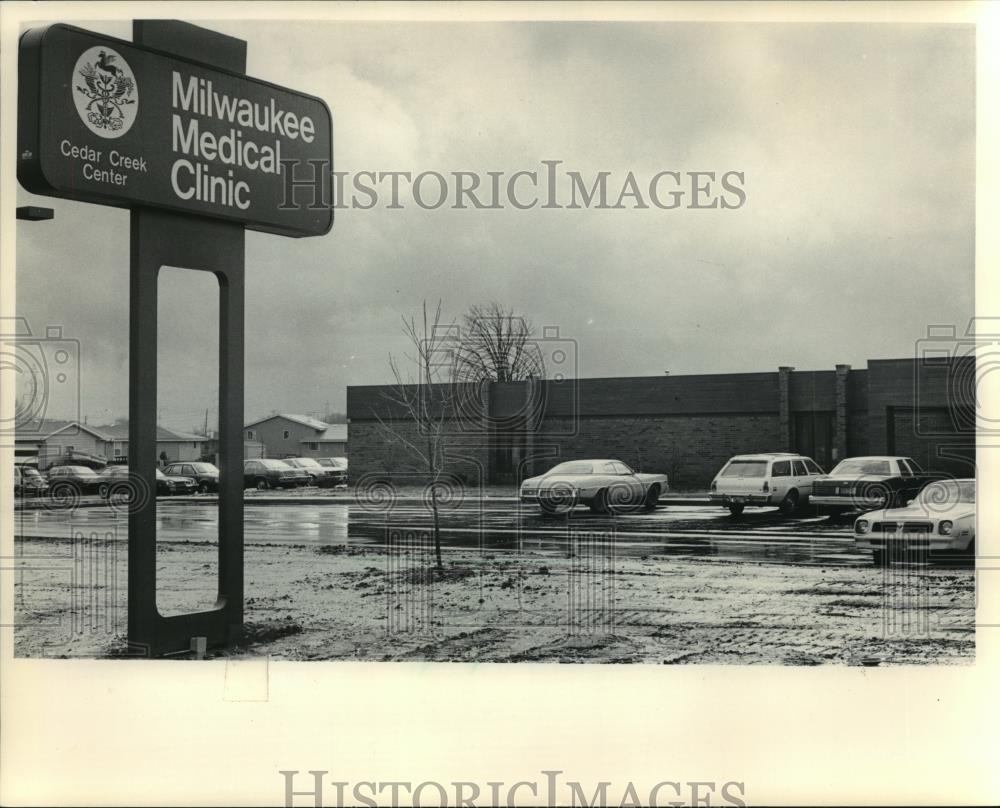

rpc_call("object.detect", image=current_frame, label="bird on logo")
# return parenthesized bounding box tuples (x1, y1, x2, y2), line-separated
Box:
(95, 51, 122, 78)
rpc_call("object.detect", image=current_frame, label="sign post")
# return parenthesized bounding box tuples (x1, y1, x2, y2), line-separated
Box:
(18, 19, 333, 656)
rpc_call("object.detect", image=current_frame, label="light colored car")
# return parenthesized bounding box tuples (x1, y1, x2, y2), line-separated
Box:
(854, 478, 975, 565)
(810, 456, 943, 512)
(283, 457, 344, 487)
(14, 464, 49, 497)
(519, 459, 668, 515)
(709, 453, 825, 516)
(316, 457, 348, 485)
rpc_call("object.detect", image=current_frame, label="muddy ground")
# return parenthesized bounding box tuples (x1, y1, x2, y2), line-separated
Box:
(13, 534, 974, 664)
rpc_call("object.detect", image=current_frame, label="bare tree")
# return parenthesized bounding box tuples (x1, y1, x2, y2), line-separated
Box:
(374, 300, 457, 572)
(452, 301, 544, 384)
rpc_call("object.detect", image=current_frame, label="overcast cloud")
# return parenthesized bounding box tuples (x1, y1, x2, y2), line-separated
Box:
(15, 20, 974, 433)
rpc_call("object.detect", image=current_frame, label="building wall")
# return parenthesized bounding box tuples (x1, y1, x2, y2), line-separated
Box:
(37, 430, 104, 469)
(155, 441, 207, 464)
(890, 408, 976, 478)
(847, 412, 869, 458)
(348, 421, 490, 487)
(298, 441, 347, 459)
(527, 413, 783, 489)
(246, 418, 317, 459)
(347, 358, 974, 489)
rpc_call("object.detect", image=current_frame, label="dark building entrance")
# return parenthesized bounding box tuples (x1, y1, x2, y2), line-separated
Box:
(794, 411, 834, 470)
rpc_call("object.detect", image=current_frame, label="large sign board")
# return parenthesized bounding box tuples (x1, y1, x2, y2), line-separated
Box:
(18, 24, 333, 237)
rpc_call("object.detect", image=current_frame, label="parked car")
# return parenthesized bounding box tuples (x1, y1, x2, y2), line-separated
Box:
(97, 466, 198, 499)
(14, 464, 49, 497)
(242, 459, 309, 490)
(46, 465, 103, 497)
(520, 459, 668, 515)
(709, 453, 826, 516)
(317, 457, 348, 485)
(811, 456, 944, 512)
(282, 457, 342, 487)
(43, 453, 107, 470)
(163, 461, 220, 493)
(854, 478, 975, 565)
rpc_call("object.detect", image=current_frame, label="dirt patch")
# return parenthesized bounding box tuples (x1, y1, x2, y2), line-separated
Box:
(236, 619, 305, 648)
(12, 536, 975, 664)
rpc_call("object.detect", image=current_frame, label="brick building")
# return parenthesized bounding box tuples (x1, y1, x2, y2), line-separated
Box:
(346, 357, 975, 489)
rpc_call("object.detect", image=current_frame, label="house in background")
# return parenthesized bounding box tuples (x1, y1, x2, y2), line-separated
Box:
(35, 421, 211, 469)
(201, 436, 266, 461)
(244, 413, 347, 459)
(13, 418, 79, 463)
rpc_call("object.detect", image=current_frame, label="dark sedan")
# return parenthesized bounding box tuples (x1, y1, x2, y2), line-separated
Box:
(810, 456, 944, 512)
(163, 461, 220, 493)
(97, 466, 198, 500)
(243, 459, 309, 490)
(46, 465, 103, 498)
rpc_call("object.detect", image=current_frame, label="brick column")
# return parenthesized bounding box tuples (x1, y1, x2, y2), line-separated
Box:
(521, 378, 535, 481)
(834, 364, 851, 462)
(480, 379, 493, 483)
(778, 366, 794, 451)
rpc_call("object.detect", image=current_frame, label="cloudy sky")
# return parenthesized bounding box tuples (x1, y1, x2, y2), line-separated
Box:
(15, 19, 974, 433)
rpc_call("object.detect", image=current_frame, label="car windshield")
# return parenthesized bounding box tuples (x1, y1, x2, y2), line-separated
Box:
(831, 459, 892, 476)
(67, 466, 98, 477)
(22, 468, 41, 478)
(548, 462, 594, 475)
(917, 480, 975, 507)
(190, 463, 217, 472)
(101, 467, 127, 476)
(292, 459, 322, 469)
(155, 470, 167, 479)
(260, 460, 290, 469)
(720, 460, 767, 478)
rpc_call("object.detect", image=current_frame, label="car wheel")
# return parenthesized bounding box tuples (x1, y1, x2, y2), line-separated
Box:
(590, 489, 610, 515)
(778, 490, 799, 516)
(642, 484, 661, 512)
(256, 478, 269, 491)
(98, 483, 110, 499)
(727, 503, 744, 516)
(49, 482, 79, 507)
(872, 549, 886, 567)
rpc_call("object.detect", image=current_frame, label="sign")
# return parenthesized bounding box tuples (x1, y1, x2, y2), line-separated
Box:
(18, 24, 333, 238)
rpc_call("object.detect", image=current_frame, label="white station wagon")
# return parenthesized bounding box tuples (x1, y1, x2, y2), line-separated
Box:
(709, 453, 826, 516)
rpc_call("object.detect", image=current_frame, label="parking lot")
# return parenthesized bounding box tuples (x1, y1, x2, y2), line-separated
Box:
(12, 494, 976, 663)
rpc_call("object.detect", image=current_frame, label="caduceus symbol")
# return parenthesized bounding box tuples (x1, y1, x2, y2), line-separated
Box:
(75, 51, 135, 132)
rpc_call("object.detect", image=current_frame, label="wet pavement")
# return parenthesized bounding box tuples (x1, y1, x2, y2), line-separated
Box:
(12, 496, 976, 661)
(11, 497, 969, 569)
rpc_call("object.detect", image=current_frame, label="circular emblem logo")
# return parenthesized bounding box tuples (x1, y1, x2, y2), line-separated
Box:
(72, 46, 138, 138)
